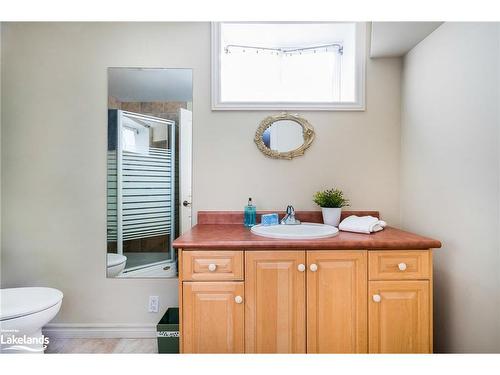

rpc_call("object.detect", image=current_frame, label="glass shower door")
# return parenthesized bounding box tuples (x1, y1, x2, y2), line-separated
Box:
(107, 109, 176, 278)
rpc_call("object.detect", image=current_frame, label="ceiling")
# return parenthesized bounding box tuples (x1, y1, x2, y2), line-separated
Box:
(108, 68, 193, 102)
(370, 22, 443, 58)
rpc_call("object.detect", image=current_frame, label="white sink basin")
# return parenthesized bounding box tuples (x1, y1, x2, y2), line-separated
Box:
(251, 222, 339, 240)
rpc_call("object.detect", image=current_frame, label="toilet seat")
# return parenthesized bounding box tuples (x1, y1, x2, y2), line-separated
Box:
(107, 253, 127, 267)
(0, 287, 63, 321)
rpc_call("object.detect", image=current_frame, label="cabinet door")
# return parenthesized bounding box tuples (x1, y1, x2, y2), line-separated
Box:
(307, 251, 367, 353)
(182, 282, 244, 353)
(245, 251, 306, 353)
(369, 280, 430, 353)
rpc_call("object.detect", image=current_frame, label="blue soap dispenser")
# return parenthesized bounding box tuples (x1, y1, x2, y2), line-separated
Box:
(244, 197, 256, 227)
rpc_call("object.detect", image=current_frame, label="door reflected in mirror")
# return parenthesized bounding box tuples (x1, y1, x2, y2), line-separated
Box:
(107, 68, 193, 278)
(255, 113, 315, 160)
(262, 120, 304, 153)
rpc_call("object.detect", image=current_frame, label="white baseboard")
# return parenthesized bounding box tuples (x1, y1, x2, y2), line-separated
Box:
(43, 323, 157, 339)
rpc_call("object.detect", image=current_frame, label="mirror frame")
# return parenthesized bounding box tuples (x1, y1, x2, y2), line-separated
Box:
(254, 113, 315, 160)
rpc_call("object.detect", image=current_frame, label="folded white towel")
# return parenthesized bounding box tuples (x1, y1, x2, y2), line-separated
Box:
(338, 215, 387, 234)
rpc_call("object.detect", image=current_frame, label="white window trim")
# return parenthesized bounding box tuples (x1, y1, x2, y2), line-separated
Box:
(211, 22, 366, 111)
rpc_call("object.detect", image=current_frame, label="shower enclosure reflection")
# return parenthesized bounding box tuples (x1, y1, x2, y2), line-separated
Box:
(107, 68, 193, 278)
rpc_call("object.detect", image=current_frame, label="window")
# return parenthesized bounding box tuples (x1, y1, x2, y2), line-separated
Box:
(212, 22, 366, 111)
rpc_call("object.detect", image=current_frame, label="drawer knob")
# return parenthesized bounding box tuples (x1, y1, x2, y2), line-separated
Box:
(208, 263, 217, 272)
(234, 295, 243, 304)
(372, 294, 381, 303)
(297, 264, 306, 272)
(309, 263, 318, 272)
(398, 262, 407, 271)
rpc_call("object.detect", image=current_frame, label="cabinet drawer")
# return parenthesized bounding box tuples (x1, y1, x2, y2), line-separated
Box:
(182, 251, 244, 281)
(368, 250, 431, 280)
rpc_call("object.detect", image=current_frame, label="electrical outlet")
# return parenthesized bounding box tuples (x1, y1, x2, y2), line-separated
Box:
(148, 296, 159, 313)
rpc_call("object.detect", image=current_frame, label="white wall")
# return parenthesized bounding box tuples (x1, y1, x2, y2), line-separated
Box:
(0, 23, 2, 278)
(401, 23, 500, 352)
(1, 23, 402, 327)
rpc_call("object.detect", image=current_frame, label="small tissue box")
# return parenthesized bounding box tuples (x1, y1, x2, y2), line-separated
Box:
(261, 213, 279, 226)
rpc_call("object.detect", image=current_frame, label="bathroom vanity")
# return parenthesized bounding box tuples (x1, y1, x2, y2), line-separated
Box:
(173, 211, 441, 354)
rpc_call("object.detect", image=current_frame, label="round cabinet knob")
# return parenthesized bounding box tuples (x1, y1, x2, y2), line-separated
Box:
(234, 296, 243, 304)
(372, 294, 382, 303)
(398, 262, 407, 271)
(208, 263, 217, 272)
(309, 264, 318, 272)
(297, 264, 306, 272)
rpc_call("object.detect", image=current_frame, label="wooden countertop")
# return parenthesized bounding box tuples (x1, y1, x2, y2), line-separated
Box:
(173, 211, 441, 250)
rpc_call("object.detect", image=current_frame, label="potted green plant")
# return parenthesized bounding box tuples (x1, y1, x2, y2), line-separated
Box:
(313, 188, 350, 227)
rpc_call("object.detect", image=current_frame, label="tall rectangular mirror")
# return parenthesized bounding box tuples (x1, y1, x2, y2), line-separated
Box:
(107, 68, 193, 278)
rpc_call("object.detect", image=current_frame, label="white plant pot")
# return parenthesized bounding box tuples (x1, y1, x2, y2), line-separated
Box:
(321, 207, 342, 227)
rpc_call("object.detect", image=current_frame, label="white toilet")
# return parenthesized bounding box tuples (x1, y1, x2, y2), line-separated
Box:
(107, 253, 127, 277)
(0, 287, 63, 353)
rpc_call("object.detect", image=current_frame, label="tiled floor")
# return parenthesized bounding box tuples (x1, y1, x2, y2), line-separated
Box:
(45, 338, 158, 354)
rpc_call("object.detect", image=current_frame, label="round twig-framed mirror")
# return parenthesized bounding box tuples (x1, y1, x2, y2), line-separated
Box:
(254, 113, 315, 160)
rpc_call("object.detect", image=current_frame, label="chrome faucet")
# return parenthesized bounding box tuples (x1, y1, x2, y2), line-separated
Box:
(281, 205, 301, 225)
